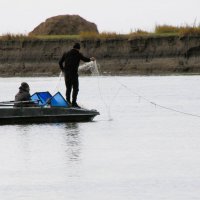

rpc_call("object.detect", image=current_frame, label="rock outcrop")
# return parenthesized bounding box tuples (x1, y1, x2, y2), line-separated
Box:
(29, 15, 99, 35)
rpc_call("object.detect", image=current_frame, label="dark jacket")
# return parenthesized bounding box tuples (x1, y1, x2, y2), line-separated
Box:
(59, 49, 91, 77)
(14, 89, 32, 107)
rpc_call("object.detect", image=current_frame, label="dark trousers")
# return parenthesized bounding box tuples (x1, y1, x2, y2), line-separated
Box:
(64, 74, 79, 103)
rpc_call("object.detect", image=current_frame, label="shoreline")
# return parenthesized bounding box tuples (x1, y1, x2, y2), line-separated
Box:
(0, 72, 200, 78)
(1, 35, 200, 76)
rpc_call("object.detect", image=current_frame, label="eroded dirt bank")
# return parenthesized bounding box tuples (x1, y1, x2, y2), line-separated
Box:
(0, 35, 200, 76)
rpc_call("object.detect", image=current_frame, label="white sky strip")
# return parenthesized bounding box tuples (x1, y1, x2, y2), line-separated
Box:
(0, 0, 200, 34)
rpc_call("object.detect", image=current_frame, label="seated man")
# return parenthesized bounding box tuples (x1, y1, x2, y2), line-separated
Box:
(14, 82, 36, 107)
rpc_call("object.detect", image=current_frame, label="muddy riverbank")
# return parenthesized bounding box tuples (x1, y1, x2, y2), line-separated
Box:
(0, 35, 200, 76)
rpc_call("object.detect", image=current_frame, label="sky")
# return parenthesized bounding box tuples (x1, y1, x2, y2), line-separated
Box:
(0, 0, 200, 35)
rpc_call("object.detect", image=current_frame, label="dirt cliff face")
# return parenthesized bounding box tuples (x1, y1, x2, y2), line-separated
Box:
(29, 15, 99, 35)
(0, 35, 200, 76)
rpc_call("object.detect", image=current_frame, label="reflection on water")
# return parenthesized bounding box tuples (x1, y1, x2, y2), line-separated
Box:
(64, 123, 81, 163)
(18, 123, 82, 166)
(0, 122, 83, 180)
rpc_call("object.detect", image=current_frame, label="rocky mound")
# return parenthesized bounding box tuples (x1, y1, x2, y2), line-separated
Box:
(29, 14, 99, 35)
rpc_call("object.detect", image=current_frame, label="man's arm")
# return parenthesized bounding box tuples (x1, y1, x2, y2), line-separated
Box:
(59, 53, 66, 71)
(80, 53, 92, 62)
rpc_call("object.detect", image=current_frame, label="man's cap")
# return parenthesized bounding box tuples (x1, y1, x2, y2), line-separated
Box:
(73, 43, 81, 50)
(19, 82, 30, 91)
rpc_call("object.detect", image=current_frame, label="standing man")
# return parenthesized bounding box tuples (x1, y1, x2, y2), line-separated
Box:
(59, 42, 95, 108)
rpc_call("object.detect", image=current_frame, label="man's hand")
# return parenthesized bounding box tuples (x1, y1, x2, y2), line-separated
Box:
(90, 57, 95, 61)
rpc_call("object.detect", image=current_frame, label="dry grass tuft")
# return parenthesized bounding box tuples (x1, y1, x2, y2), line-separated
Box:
(128, 29, 150, 39)
(79, 32, 99, 39)
(155, 24, 200, 36)
(179, 26, 200, 36)
(80, 31, 126, 40)
(0, 33, 29, 40)
(155, 25, 180, 34)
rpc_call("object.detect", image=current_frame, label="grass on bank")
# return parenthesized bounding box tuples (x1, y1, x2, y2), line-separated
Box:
(155, 25, 200, 35)
(1, 24, 200, 41)
(0, 33, 80, 41)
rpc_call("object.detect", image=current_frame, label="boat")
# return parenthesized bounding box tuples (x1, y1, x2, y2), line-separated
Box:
(0, 91, 100, 124)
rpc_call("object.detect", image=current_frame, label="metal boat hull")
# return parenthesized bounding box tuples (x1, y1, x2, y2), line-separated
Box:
(0, 107, 99, 124)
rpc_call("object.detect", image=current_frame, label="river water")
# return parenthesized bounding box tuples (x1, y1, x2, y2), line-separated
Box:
(0, 75, 200, 200)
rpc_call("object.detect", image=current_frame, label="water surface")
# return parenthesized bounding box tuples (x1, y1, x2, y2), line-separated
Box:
(0, 76, 200, 200)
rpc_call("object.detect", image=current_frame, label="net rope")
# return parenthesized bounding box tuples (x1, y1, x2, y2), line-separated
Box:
(53, 61, 200, 119)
